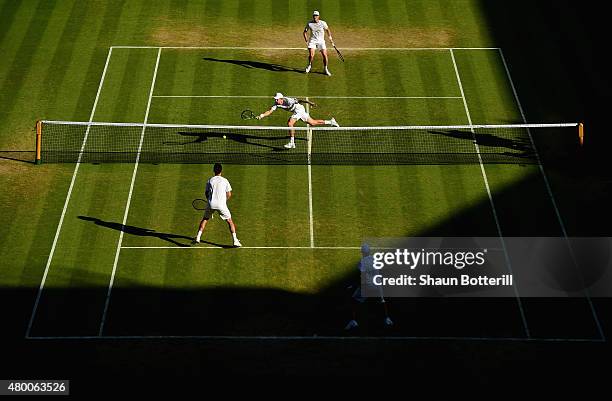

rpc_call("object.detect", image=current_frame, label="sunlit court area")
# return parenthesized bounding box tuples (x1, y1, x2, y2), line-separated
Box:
(1, 0, 611, 394)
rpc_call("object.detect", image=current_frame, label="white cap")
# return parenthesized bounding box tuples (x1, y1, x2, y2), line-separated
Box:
(313, 10, 319, 16)
(274, 92, 284, 99)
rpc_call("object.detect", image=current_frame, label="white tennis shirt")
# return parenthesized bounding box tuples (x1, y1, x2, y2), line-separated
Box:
(206, 175, 232, 209)
(304, 20, 328, 42)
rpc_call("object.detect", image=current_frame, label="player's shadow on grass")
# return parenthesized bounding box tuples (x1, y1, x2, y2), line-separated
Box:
(167, 131, 305, 152)
(428, 129, 536, 160)
(77, 216, 230, 248)
(202, 57, 312, 74)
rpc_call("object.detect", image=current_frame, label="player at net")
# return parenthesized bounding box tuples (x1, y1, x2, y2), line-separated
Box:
(256, 92, 339, 149)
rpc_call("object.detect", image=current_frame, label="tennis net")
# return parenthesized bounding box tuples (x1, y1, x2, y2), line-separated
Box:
(35, 120, 582, 165)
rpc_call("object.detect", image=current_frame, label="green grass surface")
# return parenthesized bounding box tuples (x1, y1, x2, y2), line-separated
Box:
(0, 0, 602, 342)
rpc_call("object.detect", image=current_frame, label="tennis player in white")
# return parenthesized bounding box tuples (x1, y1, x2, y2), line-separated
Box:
(194, 163, 241, 247)
(304, 10, 334, 76)
(257, 93, 339, 149)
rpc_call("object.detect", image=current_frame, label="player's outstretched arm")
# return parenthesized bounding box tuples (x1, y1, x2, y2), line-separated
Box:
(257, 108, 275, 119)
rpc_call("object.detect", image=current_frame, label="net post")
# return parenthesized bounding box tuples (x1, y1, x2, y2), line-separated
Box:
(578, 122, 584, 146)
(35, 120, 42, 165)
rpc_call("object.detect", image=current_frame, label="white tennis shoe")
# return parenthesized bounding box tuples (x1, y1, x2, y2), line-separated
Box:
(284, 142, 296, 149)
(384, 317, 394, 326)
(325, 68, 332, 76)
(233, 239, 242, 248)
(330, 118, 339, 127)
(305, 64, 311, 73)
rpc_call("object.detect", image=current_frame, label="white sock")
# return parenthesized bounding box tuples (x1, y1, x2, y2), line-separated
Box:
(290, 137, 295, 144)
(232, 232, 238, 240)
(196, 230, 202, 241)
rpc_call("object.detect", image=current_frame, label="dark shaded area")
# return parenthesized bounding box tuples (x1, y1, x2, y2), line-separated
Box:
(4, 173, 607, 393)
(0, 150, 35, 164)
(4, 286, 608, 394)
(480, 0, 612, 234)
(202, 57, 305, 74)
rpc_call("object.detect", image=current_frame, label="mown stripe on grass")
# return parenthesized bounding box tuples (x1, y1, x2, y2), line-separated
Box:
(64, 14, 121, 121)
(121, 51, 158, 121)
(9, 167, 71, 287)
(0, 0, 20, 45)
(271, 0, 289, 27)
(204, 0, 223, 18)
(338, 0, 359, 28)
(0, 0, 41, 85)
(372, 0, 392, 28)
(0, 0, 54, 139)
(48, 0, 124, 120)
(237, 0, 256, 26)
(70, 168, 125, 287)
(239, 166, 269, 245)
(38, 0, 90, 116)
(394, 165, 429, 236)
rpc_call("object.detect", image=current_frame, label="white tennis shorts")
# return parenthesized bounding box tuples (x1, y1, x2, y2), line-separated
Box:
(307, 40, 327, 50)
(290, 104, 310, 122)
(204, 205, 232, 221)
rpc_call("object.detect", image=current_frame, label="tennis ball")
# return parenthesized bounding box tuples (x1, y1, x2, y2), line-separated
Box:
(223, 135, 227, 139)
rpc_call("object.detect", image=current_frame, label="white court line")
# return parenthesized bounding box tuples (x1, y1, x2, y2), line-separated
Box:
(99, 48, 162, 337)
(120, 246, 505, 250)
(24, 334, 603, 342)
(450, 49, 531, 338)
(497, 49, 606, 341)
(111, 46, 501, 51)
(25, 47, 115, 339)
(306, 98, 314, 248)
(122, 246, 361, 250)
(152, 95, 463, 99)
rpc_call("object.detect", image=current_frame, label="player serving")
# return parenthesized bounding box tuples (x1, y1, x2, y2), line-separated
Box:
(304, 10, 334, 76)
(257, 92, 339, 149)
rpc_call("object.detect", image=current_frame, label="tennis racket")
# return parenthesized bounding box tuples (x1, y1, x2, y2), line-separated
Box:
(192, 198, 208, 210)
(333, 44, 345, 62)
(241, 109, 258, 120)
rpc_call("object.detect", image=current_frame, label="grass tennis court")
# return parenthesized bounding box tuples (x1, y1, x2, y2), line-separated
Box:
(20, 45, 601, 340)
(1, 0, 609, 386)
